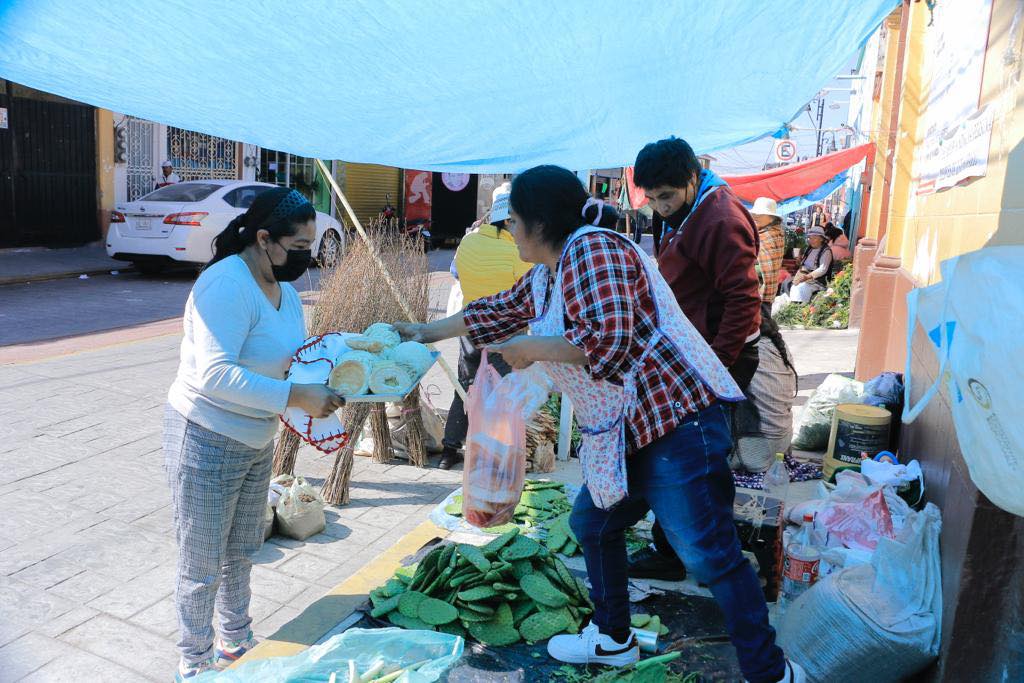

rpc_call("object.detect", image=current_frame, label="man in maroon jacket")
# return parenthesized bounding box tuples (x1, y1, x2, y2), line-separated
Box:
(629, 137, 763, 580)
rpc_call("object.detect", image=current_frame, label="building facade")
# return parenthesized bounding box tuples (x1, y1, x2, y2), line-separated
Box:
(849, 2, 1024, 680)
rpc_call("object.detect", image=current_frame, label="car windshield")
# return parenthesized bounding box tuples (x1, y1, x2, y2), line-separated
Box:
(137, 183, 221, 203)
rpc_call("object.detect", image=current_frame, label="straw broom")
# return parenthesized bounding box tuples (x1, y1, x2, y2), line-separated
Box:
(318, 229, 432, 502)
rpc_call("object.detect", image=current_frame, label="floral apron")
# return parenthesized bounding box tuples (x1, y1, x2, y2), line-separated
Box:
(529, 226, 742, 509)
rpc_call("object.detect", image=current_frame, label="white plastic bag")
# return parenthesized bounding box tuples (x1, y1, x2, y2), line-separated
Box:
(779, 504, 942, 682)
(903, 246, 1024, 516)
(792, 374, 864, 451)
(275, 478, 326, 540)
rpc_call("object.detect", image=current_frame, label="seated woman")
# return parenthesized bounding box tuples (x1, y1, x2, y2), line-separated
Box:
(786, 226, 833, 303)
(397, 165, 801, 683)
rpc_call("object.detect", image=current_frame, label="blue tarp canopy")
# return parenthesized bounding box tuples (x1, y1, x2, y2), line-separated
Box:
(0, 1, 896, 172)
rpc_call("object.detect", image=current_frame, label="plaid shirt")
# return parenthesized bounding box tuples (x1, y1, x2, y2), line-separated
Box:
(463, 231, 715, 450)
(757, 224, 786, 304)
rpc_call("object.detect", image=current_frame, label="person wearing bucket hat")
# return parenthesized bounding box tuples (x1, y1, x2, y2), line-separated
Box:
(749, 197, 786, 306)
(785, 225, 834, 303)
(438, 181, 532, 469)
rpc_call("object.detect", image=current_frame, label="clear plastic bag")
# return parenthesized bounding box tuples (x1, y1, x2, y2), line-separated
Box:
(276, 478, 327, 541)
(462, 352, 528, 528)
(196, 627, 464, 682)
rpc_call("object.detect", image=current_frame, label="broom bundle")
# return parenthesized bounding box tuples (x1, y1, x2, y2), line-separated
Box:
(270, 229, 431, 504)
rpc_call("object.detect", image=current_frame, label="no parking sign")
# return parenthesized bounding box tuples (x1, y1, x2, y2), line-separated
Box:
(775, 140, 797, 163)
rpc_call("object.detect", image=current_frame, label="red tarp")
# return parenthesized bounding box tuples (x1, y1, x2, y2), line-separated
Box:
(622, 143, 873, 208)
(721, 143, 873, 202)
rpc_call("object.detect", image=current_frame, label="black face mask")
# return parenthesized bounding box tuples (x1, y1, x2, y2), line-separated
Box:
(265, 242, 312, 282)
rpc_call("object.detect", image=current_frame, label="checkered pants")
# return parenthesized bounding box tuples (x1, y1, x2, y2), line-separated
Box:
(163, 405, 273, 665)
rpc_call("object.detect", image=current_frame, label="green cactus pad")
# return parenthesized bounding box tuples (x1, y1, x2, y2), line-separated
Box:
(380, 578, 408, 598)
(630, 613, 652, 628)
(456, 607, 492, 623)
(398, 590, 429, 619)
(518, 608, 571, 642)
(519, 573, 569, 608)
(499, 535, 541, 561)
(512, 600, 538, 626)
(437, 621, 466, 639)
(492, 582, 519, 593)
(456, 585, 498, 602)
(370, 594, 402, 618)
(482, 528, 520, 554)
(523, 480, 565, 491)
(482, 523, 519, 535)
(492, 602, 514, 628)
(387, 611, 433, 631)
(467, 620, 520, 646)
(457, 544, 491, 573)
(458, 600, 496, 615)
(511, 559, 534, 581)
(417, 597, 458, 625)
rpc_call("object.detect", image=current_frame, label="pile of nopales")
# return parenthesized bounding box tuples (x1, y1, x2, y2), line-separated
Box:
(445, 480, 582, 557)
(369, 528, 593, 646)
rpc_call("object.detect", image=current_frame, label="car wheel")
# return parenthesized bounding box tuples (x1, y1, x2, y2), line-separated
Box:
(318, 229, 342, 268)
(132, 261, 166, 276)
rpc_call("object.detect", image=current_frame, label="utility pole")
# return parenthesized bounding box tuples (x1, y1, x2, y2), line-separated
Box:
(815, 97, 826, 157)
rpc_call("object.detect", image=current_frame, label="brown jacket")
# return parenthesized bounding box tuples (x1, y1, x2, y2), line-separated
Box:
(655, 187, 762, 368)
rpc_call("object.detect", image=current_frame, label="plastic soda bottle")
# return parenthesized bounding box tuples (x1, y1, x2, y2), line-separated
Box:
(763, 452, 790, 502)
(779, 513, 821, 614)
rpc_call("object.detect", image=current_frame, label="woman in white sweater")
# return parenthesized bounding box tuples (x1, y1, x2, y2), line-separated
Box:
(165, 187, 345, 680)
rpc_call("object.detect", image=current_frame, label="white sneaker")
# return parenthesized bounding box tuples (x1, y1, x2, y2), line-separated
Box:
(175, 657, 217, 681)
(780, 660, 807, 683)
(748, 659, 807, 683)
(547, 622, 640, 666)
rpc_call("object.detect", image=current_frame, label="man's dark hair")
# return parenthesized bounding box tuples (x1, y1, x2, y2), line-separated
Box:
(633, 137, 702, 190)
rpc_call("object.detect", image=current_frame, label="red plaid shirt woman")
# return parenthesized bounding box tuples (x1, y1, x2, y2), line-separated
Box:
(462, 230, 715, 451)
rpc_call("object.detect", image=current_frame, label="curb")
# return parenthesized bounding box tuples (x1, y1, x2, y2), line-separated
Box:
(233, 519, 447, 666)
(0, 265, 132, 286)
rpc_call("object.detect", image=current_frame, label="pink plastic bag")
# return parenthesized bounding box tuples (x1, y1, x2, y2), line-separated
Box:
(463, 351, 527, 528)
(818, 488, 895, 552)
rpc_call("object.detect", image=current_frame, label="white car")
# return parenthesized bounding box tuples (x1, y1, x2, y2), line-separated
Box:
(106, 180, 345, 275)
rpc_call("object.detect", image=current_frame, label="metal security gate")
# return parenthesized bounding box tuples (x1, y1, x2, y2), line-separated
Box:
(126, 116, 156, 201)
(167, 127, 238, 181)
(0, 81, 98, 247)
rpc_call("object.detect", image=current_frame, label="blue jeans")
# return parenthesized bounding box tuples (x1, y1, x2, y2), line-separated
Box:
(570, 403, 785, 683)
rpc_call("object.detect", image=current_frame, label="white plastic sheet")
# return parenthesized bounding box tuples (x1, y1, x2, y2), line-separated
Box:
(0, 0, 896, 172)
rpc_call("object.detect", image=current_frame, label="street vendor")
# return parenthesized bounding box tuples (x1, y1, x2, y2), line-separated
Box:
(750, 197, 787, 309)
(785, 225, 834, 303)
(396, 165, 802, 683)
(164, 187, 345, 680)
(627, 137, 762, 583)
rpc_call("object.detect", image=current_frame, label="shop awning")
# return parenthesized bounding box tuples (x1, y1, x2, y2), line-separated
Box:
(0, 2, 895, 172)
(722, 143, 873, 203)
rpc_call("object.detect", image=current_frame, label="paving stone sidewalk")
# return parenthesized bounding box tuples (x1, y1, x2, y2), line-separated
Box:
(0, 334, 461, 682)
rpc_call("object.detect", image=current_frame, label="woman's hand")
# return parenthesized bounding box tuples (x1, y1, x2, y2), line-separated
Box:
(489, 336, 539, 370)
(394, 321, 428, 343)
(395, 314, 468, 344)
(289, 383, 346, 418)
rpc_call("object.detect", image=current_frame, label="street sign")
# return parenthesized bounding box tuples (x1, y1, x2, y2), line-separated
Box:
(775, 140, 797, 163)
